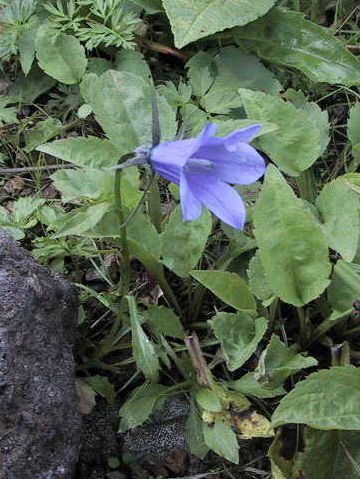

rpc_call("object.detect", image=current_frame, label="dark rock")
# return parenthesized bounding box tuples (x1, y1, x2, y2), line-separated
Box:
(0, 230, 82, 479)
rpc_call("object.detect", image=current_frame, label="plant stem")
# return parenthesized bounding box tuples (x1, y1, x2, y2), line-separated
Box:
(148, 176, 162, 233)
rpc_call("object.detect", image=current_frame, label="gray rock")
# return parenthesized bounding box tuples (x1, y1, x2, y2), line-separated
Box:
(0, 230, 82, 479)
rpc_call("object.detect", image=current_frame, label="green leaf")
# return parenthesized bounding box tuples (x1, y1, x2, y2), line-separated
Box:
(229, 372, 286, 399)
(10, 65, 56, 104)
(83, 375, 116, 404)
(295, 428, 360, 479)
(202, 419, 239, 464)
(81, 71, 177, 155)
(234, 7, 360, 86)
(35, 24, 87, 84)
(209, 313, 267, 371)
(127, 295, 160, 382)
(239, 89, 326, 176)
(114, 50, 151, 80)
(185, 402, 209, 459)
(24, 117, 63, 153)
(191, 270, 256, 314)
(145, 305, 185, 339)
(348, 103, 360, 165)
(131, 0, 163, 13)
(255, 335, 317, 389)
(51, 169, 114, 202)
(195, 388, 223, 412)
(38, 137, 120, 168)
(119, 382, 168, 431)
(272, 366, 360, 430)
(180, 103, 209, 137)
(317, 180, 360, 261)
(247, 250, 275, 303)
(253, 166, 331, 306)
(0, 103, 18, 126)
(53, 202, 111, 238)
(194, 47, 281, 114)
(186, 52, 216, 97)
(214, 118, 279, 138)
(327, 260, 360, 313)
(161, 207, 212, 278)
(11, 197, 46, 227)
(162, 0, 276, 48)
(18, 25, 36, 75)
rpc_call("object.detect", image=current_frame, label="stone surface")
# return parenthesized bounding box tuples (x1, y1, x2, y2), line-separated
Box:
(0, 230, 82, 479)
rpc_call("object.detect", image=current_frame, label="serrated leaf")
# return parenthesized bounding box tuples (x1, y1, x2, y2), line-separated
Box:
(209, 313, 267, 371)
(80, 71, 177, 155)
(127, 295, 160, 382)
(272, 366, 360, 430)
(161, 207, 212, 278)
(202, 419, 239, 464)
(145, 305, 184, 339)
(240, 89, 326, 176)
(229, 372, 286, 399)
(38, 137, 120, 168)
(197, 47, 281, 114)
(114, 50, 151, 80)
(234, 7, 360, 86)
(186, 52, 216, 97)
(253, 166, 331, 306)
(185, 402, 209, 459)
(255, 335, 317, 389)
(51, 169, 114, 202)
(191, 270, 256, 314)
(327, 260, 360, 313)
(35, 24, 87, 84)
(163, 0, 276, 49)
(317, 180, 360, 261)
(119, 382, 168, 431)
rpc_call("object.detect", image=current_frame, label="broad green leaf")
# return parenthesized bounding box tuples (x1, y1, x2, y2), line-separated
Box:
(195, 48, 281, 114)
(145, 305, 184, 339)
(51, 169, 114, 202)
(284, 88, 330, 156)
(18, 25, 36, 75)
(127, 295, 160, 383)
(114, 50, 151, 80)
(10, 65, 56, 103)
(24, 117, 63, 153)
(157, 81, 192, 109)
(239, 89, 326, 176)
(11, 197, 46, 227)
(191, 270, 256, 314)
(81, 71, 177, 155)
(127, 212, 162, 259)
(87, 57, 113, 75)
(195, 388, 223, 412)
(234, 7, 360, 86)
(119, 382, 168, 431)
(255, 335, 317, 388)
(38, 137, 121, 168)
(35, 24, 87, 84)
(185, 402, 209, 459)
(209, 313, 267, 371)
(161, 207, 212, 278)
(317, 180, 359, 261)
(82, 375, 116, 404)
(53, 202, 111, 238)
(229, 372, 286, 399)
(253, 166, 331, 306)
(348, 103, 360, 165)
(268, 434, 294, 479)
(202, 419, 239, 464)
(272, 366, 360, 430)
(0, 104, 18, 126)
(247, 251, 275, 303)
(295, 428, 360, 479)
(162, 0, 276, 48)
(328, 260, 360, 313)
(214, 119, 278, 138)
(180, 103, 209, 137)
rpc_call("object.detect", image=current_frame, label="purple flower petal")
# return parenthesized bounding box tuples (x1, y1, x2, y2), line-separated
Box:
(180, 172, 202, 221)
(150, 138, 199, 184)
(185, 174, 246, 230)
(199, 123, 218, 142)
(222, 124, 262, 146)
